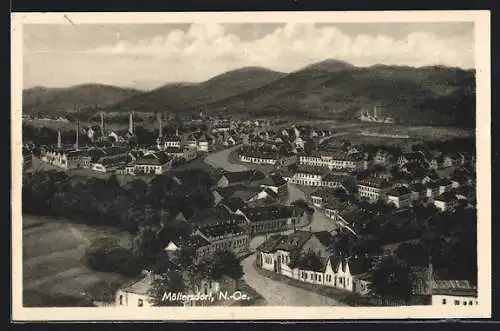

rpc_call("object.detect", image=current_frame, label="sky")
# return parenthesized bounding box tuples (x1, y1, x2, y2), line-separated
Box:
(23, 22, 475, 91)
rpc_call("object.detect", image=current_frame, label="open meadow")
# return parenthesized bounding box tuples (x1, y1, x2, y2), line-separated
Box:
(22, 215, 133, 307)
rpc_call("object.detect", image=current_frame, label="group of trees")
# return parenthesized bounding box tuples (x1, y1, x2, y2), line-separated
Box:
(147, 249, 244, 306)
(22, 169, 214, 233)
(336, 205, 477, 299)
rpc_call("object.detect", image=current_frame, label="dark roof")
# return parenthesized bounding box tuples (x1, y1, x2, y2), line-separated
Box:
(312, 231, 336, 248)
(275, 230, 314, 252)
(199, 223, 246, 238)
(387, 186, 412, 197)
(436, 178, 453, 186)
(257, 234, 285, 253)
(185, 234, 211, 249)
(322, 173, 348, 183)
(358, 177, 391, 189)
(240, 205, 294, 223)
(347, 256, 373, 276)
(164, 146, 184, 153)
(431, 280, 477, 297)
(135, 152, 171, 165)
(409, 183, 426, 192)
(258, 173, 287, 187)
(310, 188, 336, 199)
(435, 191, 458, 202)
(192, 206, 246, 227)
(292, 164, 330, 176)
(221, 170, 265, 184)
(219, 197, 246, 213)
(214, 185, 263, 201)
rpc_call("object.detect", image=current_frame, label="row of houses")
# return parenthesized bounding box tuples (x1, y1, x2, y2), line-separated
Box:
(256, 230, 478, 306)
(256, 230, 373, 295)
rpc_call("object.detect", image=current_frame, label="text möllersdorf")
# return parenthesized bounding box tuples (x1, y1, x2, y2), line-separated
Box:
(162, 291, 251, 303)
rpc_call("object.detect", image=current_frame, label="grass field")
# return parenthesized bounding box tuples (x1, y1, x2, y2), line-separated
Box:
(22, 215, 133, 307)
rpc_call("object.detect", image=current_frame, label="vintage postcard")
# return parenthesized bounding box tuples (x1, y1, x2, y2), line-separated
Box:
(11, 11, 491, 321)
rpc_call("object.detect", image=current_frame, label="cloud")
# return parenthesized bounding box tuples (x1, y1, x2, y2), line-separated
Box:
(89, 23, 474, 70)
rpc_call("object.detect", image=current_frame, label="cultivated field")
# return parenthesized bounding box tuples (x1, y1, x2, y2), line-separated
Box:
(22, 215, 133, 307)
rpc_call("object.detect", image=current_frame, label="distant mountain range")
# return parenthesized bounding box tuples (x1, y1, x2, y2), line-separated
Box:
(23, 59, 476, 127)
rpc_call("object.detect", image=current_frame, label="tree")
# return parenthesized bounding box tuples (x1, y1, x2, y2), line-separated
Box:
(147, 270, 185, 306)
(133, 226, 163, 265)
(198, 250, 244, 281)
(371, 256, 414, 299)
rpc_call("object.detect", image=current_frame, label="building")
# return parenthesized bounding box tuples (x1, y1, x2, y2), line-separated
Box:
(425, 181, 441, 201)
(236, 204, 297, 235)
(163, 146, 198, 162)
(22, 147, 32, 170)
(239, 147, 297, 166)
(409, 183, 427, 203)
(436, 178, 454, 195)
(256, 230, 337, 277)
(310, 188, 336, 208)
(212, 185, 270, 206)
(299, 149, 364, 171)
(434, 191, 459, 212)
(431, 280, 478, 307)
(115, 270, 158, 308)
(193, 223, 250, 258)
(134, 151, 173, 175)
(397, 152, 429, 168)
(282, 165, 329, 186)
(386, 186, 413, 208)
(257, 173, 288, 196)
(357, 177, 392, 203)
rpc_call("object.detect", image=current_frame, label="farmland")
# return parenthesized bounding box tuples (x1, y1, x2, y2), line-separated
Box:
(22, 215, 133, 307)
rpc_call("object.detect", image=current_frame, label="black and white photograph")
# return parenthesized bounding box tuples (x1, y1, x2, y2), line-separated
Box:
(11, 11, 491, 320)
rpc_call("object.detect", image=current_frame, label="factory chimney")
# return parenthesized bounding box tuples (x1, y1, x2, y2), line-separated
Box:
(100, 112, 105, 138)
(57, 130, 62, 149)
(373, 106, 377, 119)
(129, 112, 134, 134)
(75, 120, 80, 150)
(158, 113, 163, 138)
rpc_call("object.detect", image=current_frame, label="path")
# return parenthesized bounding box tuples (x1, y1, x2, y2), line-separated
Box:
(241, 254, 345, 306)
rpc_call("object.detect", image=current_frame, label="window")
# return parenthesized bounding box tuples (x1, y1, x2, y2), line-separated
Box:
(442, 299, 447, 305)
(119, 295, 123, 305)
(318, 275, 322, 282)
(138, 299, 143, 307)
(469, 301, 473, 305)
(455, 300, 460, 305)
(463, 301, 467, 306)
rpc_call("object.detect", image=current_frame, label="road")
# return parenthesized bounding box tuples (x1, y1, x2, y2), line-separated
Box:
(204, 145, 249, 172)
(240, 254, 345, 306)
(205, 146, 344, 306)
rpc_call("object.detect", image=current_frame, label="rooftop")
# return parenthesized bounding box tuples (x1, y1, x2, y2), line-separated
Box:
(240, 204, 295, 223)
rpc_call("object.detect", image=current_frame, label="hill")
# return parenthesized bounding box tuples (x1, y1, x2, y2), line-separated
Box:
(23, 84, 142, 114)
(202, 62, 475, 127)
(104, 67, 287, 113)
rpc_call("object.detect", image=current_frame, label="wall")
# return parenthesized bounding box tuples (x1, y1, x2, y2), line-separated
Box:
(115, 290, 153, 308)
(431, 294, 478, 307)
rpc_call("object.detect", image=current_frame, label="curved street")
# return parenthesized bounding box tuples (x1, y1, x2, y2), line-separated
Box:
(241, 254, 345, 306)
(204, 146, 343, 306)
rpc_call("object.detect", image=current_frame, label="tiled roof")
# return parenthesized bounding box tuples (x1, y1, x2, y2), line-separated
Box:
(199, 223, 247, 238)
(240, 204, 294, 223)
(219, 197, 246, 213)
(257, 234, 285, 253)
(313, 231, 336, 248)
(221, 170, 265, 184)
(358, 177, 391, 189)
(135, 152, 171, 166)
(275, 230, 314, 252)
(387, 186, 412, 197)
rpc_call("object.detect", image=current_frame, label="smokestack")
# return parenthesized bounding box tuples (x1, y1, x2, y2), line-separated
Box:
(57, 130, 61, 149)
(129, 112, 134, 134)
(100, 112, 105, 138)
(373, 106, 377, 119)
(75, 120, 79, 150)
(427, 256, 434, 294)
(158, 113, 163, 138)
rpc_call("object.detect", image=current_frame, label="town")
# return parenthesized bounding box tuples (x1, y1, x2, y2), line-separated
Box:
(22, 110, 477, 308)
